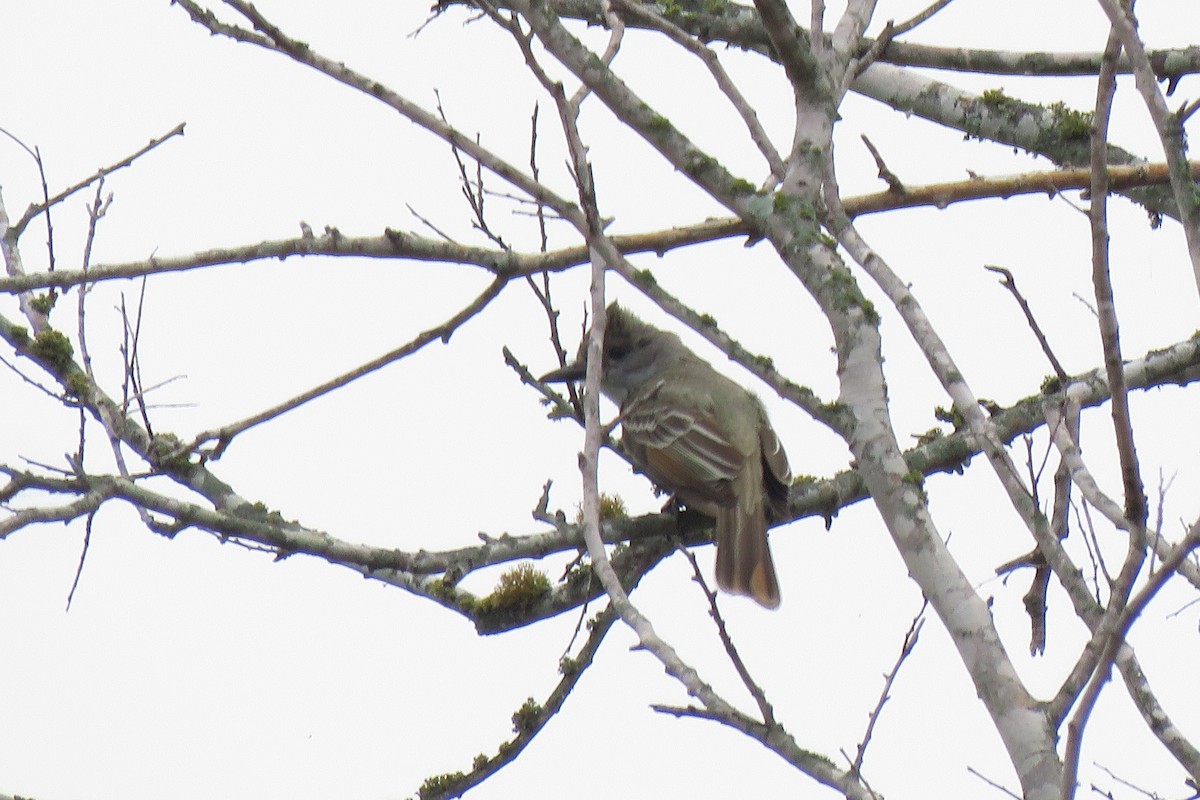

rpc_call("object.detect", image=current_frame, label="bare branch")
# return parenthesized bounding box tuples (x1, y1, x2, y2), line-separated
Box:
(416, 605, 619, 799)
(173, 0, 584, 227)
(1062, 519, 1200, 798)
(1087, 15, 1148, 533)
(611, 0, 785, 181)
(1044, 402, 1127, 533)
(859, 134, 906, 194)
(191, 276, 508, 459)
(0, 489, 109, 538)
(11, 122, 186, 237)
(985, 265, 1068, 381)
(511, 0, 1194, 217)
(4, 161, 1195, 296)
(1095, 0, 1200, 294)
(871, 40, 1200, 78)
(679, 545, 776, 726)
(967, 765, 1023, 800)
(752, 0, 829, 105)
(851, 600, 928, 776)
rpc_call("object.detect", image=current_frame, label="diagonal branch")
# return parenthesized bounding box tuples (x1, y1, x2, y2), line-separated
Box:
(611, 0, 785, 182)
(172, 0, 584, 228)
(417, 605, 619, 799)
(500, 0, 1188, 220)
(11, 123, 186, 237)
(190, 275, 508, 459)
(752, 0, 831, 105)
(1095, 0, 1200, 296)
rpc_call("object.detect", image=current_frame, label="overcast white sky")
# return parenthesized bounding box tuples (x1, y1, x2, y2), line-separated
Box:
(2, 2, 1198, 799)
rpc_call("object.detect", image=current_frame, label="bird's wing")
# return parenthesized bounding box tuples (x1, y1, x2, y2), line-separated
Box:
(619, 381, 744, 506)
(756, 403, 792, 513)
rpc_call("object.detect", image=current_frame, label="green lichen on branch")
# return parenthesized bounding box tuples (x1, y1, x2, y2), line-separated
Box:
(29, 327, 89, 397)
(64, 371, 92, 399)
(417, 771, 465, 800)
(964, 88, 1033, 139)
(684, 151, 721, 183)
(475, 563, 551, 615)
(645, 112, 673, 134)
(574, 493, 628, 523)
(816, 399, 845, 418)
(631, 268, 657, 288)
(824, 266, 879, 324)
(511, 697, 542, 735)
(772, 190, 836, 256)
(1048, 101, 1093, 140)
(902, 469, 929, 503)
(1187, 180, 1200, 212)
(980, 88, 1020, 113)
(655, 0, 730, 23)
(599, 493, 628, 520)
(749, 353, 775, 372)
(233, 499, 288, 526)
(563, 556, 594, 588)
(728, 177, 757, 195)
(427, 577, 476, 611)
(30, 328, 75, 373)
(1040, 374, 1063, 395)
(975, 89, 1093, 145)
(934, 404, 965, 429)
(914, 427, 945, 446)
(29, 292, 56, 315)
(149, 432, 194, 471)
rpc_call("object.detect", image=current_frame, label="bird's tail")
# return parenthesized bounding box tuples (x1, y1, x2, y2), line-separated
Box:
(714, 466, 780, 608)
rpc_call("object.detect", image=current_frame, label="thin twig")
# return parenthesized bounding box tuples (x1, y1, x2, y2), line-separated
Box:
(851, 0, 956, 79)
(524, 100, 582, 419)
(64, 510, 97, 610)
(1062, 28, 1142, 798)
(173, 0, 584, 227)
(417, 605, 619, 800)
(967, 765, 1023, 800)
(851, 599, 928, 775)
(568, 0, 623, 109)
(435, 90, 509, 249)
(1095, 0, 1200, 295)
(1062, 520, 1200, 799)
(191, 276, 509, 459)
(119, 279, 154, 432)
(678, 544, 776, 726)
(611, 0, 785, 181)
(1087, 33, 1147, 534)
(860, 135, 905, 194)
(12, 123, 186, 237)
(985, 265, 1068, 380)
(890, 0, 956, 37)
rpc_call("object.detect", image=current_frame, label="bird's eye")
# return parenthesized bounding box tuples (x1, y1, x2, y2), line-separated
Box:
(608, 344, 630, 360)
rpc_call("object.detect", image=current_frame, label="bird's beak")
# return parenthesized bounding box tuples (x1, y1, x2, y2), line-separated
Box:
(539, 359, 586, 383)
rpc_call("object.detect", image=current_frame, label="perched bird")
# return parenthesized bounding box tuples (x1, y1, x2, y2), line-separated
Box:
(541, 303, 792, 608)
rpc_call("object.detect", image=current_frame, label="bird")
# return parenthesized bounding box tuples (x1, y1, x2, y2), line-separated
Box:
(541, 303, 792, 608)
